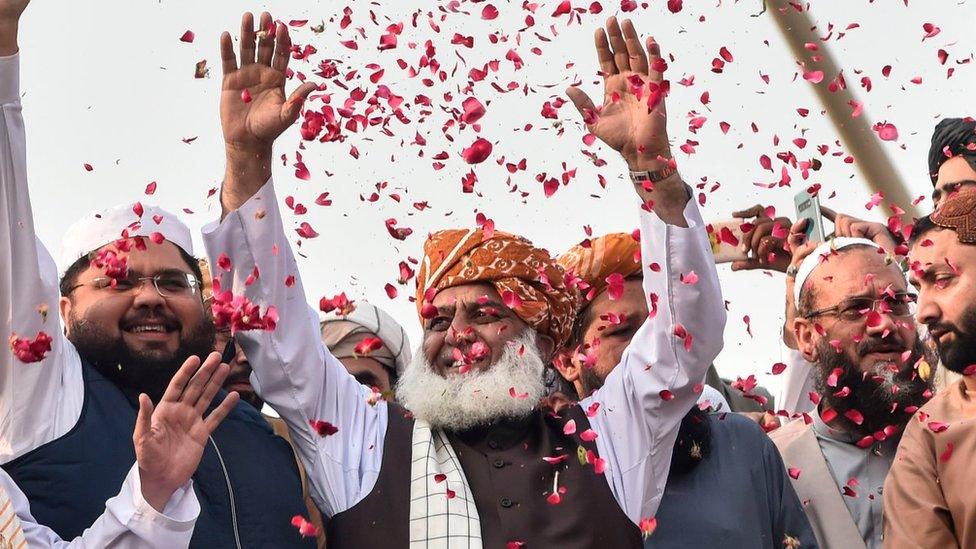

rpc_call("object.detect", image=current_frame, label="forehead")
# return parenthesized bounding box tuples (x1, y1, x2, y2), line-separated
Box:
(430, 282, 504, 309)
(585, 279, 646, 324)
(810, 248, 906, 300)
(936, 156, 976, 188)
(81, 240, 191, 276)
(909, 227, 976, 273)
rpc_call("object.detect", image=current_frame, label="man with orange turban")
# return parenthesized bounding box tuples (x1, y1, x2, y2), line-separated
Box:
(205, 17, 725, 548)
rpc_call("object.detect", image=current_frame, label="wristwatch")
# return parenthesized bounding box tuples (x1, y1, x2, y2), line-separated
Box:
(629, 166, 678, 186)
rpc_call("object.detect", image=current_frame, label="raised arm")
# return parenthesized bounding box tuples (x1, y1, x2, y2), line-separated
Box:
(14, 352, 240, 548)
(0, 0, 84, 463)
(203, 12, 384, 519)
(567, 18, 725, 523)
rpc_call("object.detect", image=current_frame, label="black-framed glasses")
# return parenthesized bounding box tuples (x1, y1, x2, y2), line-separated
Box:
(803, 292, 917, 322)
(68, 272, 200, 299)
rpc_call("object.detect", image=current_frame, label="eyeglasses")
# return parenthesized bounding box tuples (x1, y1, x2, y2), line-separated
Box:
(803, 292, 917, 322)
(68, 272, 200, 299)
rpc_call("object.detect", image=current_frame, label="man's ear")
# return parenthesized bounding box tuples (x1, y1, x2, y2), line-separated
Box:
(793, 318, 821, 363)
(59, 296, 72, 337)
(535, 333, 555, 361)
(552, 348, 581, 384)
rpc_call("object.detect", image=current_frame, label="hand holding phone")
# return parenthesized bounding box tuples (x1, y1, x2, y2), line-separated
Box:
(794, 189, 826, 244)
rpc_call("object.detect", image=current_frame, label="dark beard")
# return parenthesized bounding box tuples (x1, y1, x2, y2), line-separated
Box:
(69, 317, 216, 402)
(578, 365, 605, 396)
(814, 338, 933, 439)
(931, 303, 976, 374)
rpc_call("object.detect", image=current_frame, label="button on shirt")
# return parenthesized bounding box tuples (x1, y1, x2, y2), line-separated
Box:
(812, 408, 900, 549)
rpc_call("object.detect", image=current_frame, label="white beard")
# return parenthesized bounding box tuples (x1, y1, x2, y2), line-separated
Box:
(396, 332, 547, 432)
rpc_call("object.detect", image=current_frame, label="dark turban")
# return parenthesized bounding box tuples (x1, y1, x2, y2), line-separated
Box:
(929, 117, 976, 185)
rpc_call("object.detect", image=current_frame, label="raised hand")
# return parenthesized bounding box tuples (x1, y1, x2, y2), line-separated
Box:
(730, 204, 793, 273)
(566, 17, 671, 172)
(134, 352, 239, 511)
(0, 0, 30, 56)
(219, 12, 317, 213)
(820, 206, 899, 254)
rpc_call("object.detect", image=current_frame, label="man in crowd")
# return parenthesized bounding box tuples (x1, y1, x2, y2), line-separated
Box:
(3, 352, 238, 548)
(769, 221, 932, 548)
(0, 4, 317, 546)
(321, 302, 412, 395)
(929, 117, 976, 208)
(555, 232, 816, 548)
(205, 15, 724, 547)
(884, 190, 976, 547)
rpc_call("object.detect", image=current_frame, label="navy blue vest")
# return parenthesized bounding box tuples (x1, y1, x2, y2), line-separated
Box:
(3, 361, 316, 548)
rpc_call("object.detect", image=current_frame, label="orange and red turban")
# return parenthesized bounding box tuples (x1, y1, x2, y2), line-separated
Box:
(416, 228, 578, 348)
(557, 232, 641, 302)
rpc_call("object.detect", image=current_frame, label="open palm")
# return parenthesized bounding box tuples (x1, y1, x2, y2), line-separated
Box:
(567, 18, 671, 168)
(134, 352, 238, 508)
(219, 12, 317, 152)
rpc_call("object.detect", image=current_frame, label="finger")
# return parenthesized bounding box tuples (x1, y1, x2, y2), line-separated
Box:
(621, 19, 648, 74)
(204, 392, 241, 435)
(271, 22, 292, 73)
(181, 352, 222, 405)
(749, 223, 774, 256)
(605, 17, 631, 73)
(789, 217, 809, 235)
(731, 259, 762, 272)
(162, 355, 201, 403)
(220, 32, 238, 75)
(732, 204, 765, 219)
(240, 12, 256, 66)
(195, 363, 231, 416)
(566, 86, 598, 123)
(594, 28, 616, 76)
(283, 82, 318, 123)
(757, 236, 776, 263)
(256, 12, 275, 66)
(135, 393, 154, 440)
(820, 205, 837, 222)
(645, 36, 664, 83)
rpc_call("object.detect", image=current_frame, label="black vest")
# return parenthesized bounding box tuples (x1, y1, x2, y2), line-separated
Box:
(329, 403, 642, 548)
(3, 361, 316, 548)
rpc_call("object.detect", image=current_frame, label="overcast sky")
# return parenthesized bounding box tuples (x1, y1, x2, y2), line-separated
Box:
(12, 0, 976, 401)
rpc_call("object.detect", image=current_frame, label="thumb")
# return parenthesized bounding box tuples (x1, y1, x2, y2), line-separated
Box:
(283, 82, 317, 123)
(566, 86, 597, 123)
(135, 394, 154, 441)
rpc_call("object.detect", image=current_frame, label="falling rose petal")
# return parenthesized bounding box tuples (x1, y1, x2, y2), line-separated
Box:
(563, 419, 577, 435)
(788, 467, 801, 480)
(844, 409, 864, 425)
(384, 283, 398, 299)
(179, 30, 195, 43)
(803, 70, 824, 84)
(509, 387, 530, 399)
(580, 429, 598, 442)
(296, 222, 319, 239)
(855, 436, 874, 449)
(241, 89, 252, 103)
(150, 232, 165, 245)
(291, 515, 320, 538)
(928, 421, 949, 433)
(666, 0, 683, 12)
(9, 331, 53, 363)
(639, 517, 657, 539)
(922, 23, 941, 40)
(552, 0, 572, 16)
(606, 272, 625, 300)
(659, 389, 675, 401)
(865, 311, 883, 328)
(547, 492, 562, 505)
(680, 271, 699, 285)
(461, 138, 493, 164)
(873, 122, 898, 142)
(543, 454, 568, 465)
(940, 442, 953, 462)
(354, 336, 384, 356)
(460, 97, 486, 124)
(145, 181, 157, 195)
(586, 402, 600, 417)
(309, 419, 339, 436)
(83, 163, 93, 172)
(481, 4, 499, 19)
(502, 290, 523, 310)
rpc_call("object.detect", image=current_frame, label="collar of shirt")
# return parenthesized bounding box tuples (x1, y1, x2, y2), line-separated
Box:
(812, 405, 902, 454)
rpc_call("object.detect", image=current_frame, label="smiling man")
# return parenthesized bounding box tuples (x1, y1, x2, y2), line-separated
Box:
(769, 231, 932, 549)
(207, 17, 725, 548)
(884, 191, 976, 548)
(0, 6, 316, 547)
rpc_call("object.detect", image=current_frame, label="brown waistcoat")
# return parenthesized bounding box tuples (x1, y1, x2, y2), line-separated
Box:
(328, 403, 641, 548)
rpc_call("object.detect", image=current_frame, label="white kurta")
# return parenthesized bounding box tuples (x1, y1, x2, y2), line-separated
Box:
(0, 52, 199, 546)
(203, 178, 726, 524)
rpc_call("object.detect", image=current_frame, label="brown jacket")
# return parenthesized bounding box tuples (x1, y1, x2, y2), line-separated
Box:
(770, 418, 866, 549)
(267, 416, 327, 548)
(884, 380, 976, 549)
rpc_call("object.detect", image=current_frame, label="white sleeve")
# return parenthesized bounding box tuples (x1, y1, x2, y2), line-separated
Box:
(0, 52, 83, 464)
(581, 195, 726, 524)
(10, 465, 198, 548)
(202, 180, 387, 518)
(775, 347, 817, 416)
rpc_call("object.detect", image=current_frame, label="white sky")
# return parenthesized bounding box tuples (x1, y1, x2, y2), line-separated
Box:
(13, 0, 976, 400)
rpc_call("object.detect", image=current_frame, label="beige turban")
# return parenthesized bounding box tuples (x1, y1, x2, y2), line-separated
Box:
(321, 302, 412, 376)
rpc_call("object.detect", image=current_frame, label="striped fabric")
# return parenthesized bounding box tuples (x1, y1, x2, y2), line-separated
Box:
(408, 421, 482, 548)
(0, 485, 27, 549)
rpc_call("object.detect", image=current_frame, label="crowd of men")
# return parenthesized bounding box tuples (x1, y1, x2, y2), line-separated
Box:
(2, 0, 976, 547)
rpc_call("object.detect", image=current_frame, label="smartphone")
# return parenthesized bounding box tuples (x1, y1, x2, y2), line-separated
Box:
(707, 220, 749, 264)
(794, 189, 826, 244)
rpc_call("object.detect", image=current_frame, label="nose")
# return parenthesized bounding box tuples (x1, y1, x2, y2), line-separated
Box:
(444, 315, 474, 348)
(131, 278, 167, 308)
(915, 292, 941, 328)
(865, 305, 899, 338)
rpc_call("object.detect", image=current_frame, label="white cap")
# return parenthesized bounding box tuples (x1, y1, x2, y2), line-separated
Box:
(320, 302, 413, 376)
(59, 203, 193, 272)
(793, 237, 881, 305)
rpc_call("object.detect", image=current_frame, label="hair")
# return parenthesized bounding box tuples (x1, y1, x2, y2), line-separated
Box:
(59, 244, 204, 298)
(908, 215, 944, 249)
(564, 273, 644, 351)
